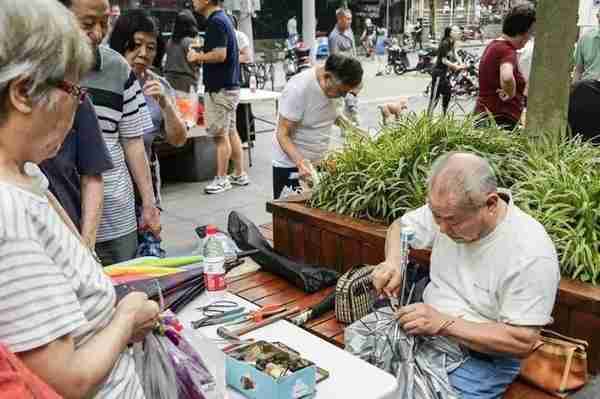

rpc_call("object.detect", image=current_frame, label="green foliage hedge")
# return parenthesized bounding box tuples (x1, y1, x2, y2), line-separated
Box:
(309, 115, 600, 285)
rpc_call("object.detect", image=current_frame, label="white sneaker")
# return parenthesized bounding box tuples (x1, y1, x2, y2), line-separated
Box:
(205, 176, 232, 194)
(230, 173, 250, 186)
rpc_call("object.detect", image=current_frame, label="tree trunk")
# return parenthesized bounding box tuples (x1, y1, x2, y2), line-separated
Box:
(526, 0, 579, 139)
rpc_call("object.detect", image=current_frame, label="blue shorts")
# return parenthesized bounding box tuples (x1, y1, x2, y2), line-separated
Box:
(449, 351, 521, 399)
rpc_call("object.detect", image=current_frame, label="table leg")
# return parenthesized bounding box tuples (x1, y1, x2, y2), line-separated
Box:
(246, 105, 253, 168)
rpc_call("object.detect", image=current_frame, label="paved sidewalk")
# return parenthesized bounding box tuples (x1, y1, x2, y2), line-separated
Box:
(159, 55, 480, 255)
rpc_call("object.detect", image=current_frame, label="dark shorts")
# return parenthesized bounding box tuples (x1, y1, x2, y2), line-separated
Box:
(95, 230, 138, 266)
(273, 166, 300, 199)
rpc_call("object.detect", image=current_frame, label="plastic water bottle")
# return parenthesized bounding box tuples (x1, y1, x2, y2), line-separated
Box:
(249, 73, 257, 93)
(203, 225, 227, 299)
(197, 68, 205, 97)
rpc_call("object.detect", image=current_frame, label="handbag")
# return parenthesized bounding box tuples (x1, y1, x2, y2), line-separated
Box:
(520, 329, 589, 397)
(335, 265, 376, 324)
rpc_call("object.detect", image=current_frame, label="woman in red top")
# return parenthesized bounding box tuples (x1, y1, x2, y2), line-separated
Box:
(475, 5, 536, 130)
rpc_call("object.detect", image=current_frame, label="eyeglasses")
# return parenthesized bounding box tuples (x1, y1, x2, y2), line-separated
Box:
(49, 80, 87, 104)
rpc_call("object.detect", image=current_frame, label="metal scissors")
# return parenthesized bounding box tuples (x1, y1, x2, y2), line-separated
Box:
(197, 300, 240, 317)
(192, 300, 246, 329)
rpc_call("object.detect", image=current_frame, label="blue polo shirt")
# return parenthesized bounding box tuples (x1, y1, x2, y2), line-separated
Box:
(203, 9, 240, 93)
(39, 95, 113, 230)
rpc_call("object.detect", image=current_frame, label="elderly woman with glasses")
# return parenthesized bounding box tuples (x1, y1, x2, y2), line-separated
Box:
(109, 12, 187, 254)
(0, 1, 159, 398)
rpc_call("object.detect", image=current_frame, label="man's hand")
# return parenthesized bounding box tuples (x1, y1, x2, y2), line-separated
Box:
(141, 205, 161, 237)
(372, 261, 402, 297)
(396, 303, 452, 336)
(296, 159, 313, 179)
(187, 48, 203, 64)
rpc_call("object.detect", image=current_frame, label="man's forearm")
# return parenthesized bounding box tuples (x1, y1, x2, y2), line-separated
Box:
(193, 49, 226, 64)
(276, 125, 303, 166)
(80, 174, 104, 247)
(442, 317, 539, 358)
(385, 218, 403, 267)
(123, 137, 155, 207)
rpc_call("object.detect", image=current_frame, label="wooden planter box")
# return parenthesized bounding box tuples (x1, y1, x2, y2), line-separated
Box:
(267, 200, 600, 374)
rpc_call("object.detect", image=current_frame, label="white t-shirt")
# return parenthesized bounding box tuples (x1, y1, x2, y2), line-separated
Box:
(272, 68, 338, 168)
(401, 191, 560, 325)
(518, 39, 534, 81)
(235, 30, 253, 62)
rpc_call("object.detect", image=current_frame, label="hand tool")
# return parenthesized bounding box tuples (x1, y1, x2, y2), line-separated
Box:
(217, 306, 301, 340)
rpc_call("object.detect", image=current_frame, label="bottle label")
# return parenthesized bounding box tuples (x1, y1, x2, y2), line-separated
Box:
(204, 273, 226, 291)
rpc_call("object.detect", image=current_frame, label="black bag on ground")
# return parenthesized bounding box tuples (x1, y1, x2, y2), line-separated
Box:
(227, 211, 339, 293)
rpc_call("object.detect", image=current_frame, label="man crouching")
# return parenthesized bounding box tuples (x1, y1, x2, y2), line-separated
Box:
(372, 152, 560, 398)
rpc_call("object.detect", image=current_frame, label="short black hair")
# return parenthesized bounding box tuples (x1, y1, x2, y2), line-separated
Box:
(502, 4, 536, 37)
(108, 11, 165, 69)
(56, 0, 72, 7)
(172, 10, 198, 43)
(325, 54, 363, 87)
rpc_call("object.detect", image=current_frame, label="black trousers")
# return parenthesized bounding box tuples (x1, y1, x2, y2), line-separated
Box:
(272, 166, 300, 199)
(429, 71, 452, 115)
(236, 104, 255, 143)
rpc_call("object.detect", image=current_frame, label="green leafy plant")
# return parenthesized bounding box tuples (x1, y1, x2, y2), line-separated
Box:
(309, 114, 600, 285)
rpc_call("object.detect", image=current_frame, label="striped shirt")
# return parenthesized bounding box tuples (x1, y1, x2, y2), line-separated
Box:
(82, 46, 153, 243)
(0, 164, 144, 399)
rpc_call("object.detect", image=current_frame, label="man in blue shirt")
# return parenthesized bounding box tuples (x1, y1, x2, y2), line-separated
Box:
(39, 96, 113, 249)
(189, 0, 249, 194)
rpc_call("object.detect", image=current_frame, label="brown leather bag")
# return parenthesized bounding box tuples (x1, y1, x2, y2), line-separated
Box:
(520, 329, 589, 397)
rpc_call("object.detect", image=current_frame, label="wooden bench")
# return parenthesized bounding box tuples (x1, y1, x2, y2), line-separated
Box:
(221, 224, 558, 399)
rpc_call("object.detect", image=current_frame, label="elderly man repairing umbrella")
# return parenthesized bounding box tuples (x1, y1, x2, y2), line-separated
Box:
(371, 152, 560, 398)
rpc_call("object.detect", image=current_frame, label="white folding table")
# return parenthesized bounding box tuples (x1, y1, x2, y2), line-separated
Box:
(238, 89, 281, 167)
(177, 291, 398, 399)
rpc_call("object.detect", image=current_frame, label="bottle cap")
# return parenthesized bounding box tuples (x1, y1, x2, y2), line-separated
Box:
(206, 225, 217, 236)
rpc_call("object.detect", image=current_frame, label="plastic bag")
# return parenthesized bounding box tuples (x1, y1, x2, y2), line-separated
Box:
(134, 333, 178, 399)
(133, 313, 225, 399)
(176, 328, 226, 399)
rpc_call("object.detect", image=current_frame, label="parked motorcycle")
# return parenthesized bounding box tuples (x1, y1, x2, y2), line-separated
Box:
(284, 41, 312, 81)
(452, 49, 480, 96)
(394, 45, 436, 75)
(461, 25, 484, 43)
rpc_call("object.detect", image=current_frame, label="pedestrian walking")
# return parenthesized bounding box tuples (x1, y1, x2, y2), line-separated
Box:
(428, 26, 466, 115)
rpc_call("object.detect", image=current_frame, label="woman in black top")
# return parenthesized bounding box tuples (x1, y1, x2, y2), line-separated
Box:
(428, 26, 466, 115)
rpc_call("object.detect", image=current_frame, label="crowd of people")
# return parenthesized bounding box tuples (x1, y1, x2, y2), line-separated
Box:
(0, 0, 593, 397)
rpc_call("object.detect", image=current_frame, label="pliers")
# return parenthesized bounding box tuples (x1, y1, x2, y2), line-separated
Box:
(222, 304, 288, 327)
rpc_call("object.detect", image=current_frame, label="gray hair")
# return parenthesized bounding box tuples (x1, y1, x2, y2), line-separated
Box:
(427, 152, 498, 209)
(0, 0, 94, 124)
(336, 8, 352, 18)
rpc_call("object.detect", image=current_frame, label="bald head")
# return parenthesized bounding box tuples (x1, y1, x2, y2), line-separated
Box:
(428, 152, 498, 210)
